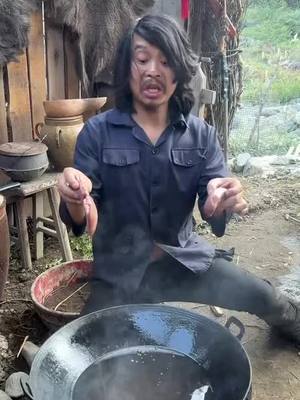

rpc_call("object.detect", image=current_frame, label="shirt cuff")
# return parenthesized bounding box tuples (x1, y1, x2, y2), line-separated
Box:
(205, 211, 231, 237)
(59, 201, 86, 236)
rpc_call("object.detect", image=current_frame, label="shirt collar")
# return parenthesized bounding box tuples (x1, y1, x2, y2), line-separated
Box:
(172, 113, 188, 130)
(107, 108, 188, 130)
(106, 108, 136, 127)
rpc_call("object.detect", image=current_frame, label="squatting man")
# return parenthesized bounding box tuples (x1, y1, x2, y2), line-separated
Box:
(58, 15, 300, 344)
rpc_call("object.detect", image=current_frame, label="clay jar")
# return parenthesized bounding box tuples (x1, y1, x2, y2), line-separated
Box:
(36, 115, 84, 171)
(0, 195, 9, 301)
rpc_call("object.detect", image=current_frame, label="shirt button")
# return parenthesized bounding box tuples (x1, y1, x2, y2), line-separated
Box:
(152, 148, 159, 155)
(119, 158, 126, 165)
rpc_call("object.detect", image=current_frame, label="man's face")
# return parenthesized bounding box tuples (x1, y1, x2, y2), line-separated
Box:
(130, 34, 177, 111)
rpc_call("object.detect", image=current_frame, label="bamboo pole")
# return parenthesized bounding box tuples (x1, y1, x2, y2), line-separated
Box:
(219, 0, 229, 163)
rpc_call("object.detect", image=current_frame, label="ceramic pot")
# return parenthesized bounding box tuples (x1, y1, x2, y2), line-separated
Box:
(43, 97, 106, 118)
(36, 116, 84, 171)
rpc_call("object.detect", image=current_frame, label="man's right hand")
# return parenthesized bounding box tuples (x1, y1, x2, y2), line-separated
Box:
(57, 168, 98, 235)
(58, 167, 92, 204)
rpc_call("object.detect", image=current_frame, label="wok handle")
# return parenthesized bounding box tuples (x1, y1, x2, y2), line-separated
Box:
(20, 374, 34, 400)
(225, 316, 245, 341)
(0, 182, 21, 192)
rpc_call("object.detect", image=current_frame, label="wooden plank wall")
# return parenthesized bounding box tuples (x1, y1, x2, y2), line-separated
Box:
(7, 53, 33, 142)
(45, 19, 66, 100)
(0, 1, 80, 150)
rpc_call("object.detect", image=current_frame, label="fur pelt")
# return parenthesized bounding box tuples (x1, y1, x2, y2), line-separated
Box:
(0, 0, 38, 65)
(47, 0, 155, 95)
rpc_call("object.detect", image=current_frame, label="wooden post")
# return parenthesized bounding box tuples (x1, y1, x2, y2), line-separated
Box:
(47, 187, 73, 262)
(0, 67, 9, 184)
(15, 200, 32, 270)
(27, 6, 47, 137)
(188, 0, 205, 55)
(219, 0, 229, 162)
(188, 1, 216, 118)
(0, 66, 8, 145)
(33, 192, 44, 260)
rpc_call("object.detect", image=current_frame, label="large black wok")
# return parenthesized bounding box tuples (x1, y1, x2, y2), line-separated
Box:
(27, 304, 252, 400)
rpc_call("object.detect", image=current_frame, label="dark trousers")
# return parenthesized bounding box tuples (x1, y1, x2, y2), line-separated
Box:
(82, 255, 290, 326)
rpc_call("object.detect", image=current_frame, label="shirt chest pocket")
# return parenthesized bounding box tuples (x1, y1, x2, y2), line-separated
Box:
(171, 148, 206, 167)
(102, 148, 140, 166)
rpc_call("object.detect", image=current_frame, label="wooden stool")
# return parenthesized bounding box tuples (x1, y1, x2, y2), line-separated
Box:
(4, 172, 73, 269)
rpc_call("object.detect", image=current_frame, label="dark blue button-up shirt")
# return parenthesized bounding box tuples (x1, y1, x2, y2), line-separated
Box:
(60, 108, 229, 291)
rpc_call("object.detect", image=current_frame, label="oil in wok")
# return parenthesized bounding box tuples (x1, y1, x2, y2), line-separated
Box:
(72, 348, 213, 400)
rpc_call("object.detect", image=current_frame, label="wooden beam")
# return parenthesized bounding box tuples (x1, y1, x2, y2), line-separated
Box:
(7, 53, 33, 142)
(200, 88, 216, 105)
(27, 6, 47, 137)
(36, 225, 57, 238)
(37, 216, 55, 226)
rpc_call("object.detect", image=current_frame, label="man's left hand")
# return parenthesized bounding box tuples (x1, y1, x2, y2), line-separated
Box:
(203, 177, 248, 218)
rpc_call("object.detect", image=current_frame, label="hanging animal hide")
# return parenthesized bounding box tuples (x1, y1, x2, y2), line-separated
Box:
(47, 0, 155, 96)
(0, 0, 39, 65)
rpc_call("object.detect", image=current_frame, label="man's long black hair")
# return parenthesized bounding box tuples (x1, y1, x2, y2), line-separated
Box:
(113, 14, 198, 119)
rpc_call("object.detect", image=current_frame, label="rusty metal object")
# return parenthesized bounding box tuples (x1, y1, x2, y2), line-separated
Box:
(0, 195, 9, 301)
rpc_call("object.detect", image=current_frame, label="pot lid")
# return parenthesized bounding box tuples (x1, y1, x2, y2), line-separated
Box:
(0, 141, 48, 157)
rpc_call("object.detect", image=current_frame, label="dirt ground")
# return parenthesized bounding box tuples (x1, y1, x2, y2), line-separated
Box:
(0, 174, 300, 399)
(193, 175, 300, 400)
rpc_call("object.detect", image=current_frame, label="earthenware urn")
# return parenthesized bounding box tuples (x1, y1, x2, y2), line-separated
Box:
(36, 115, 84, 171)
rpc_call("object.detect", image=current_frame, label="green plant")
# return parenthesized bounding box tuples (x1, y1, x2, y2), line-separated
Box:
(70, 234, 93, 258)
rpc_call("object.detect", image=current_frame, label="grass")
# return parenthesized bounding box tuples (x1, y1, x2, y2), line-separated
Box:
(241, 2, 300, 104)
(230, 129, 300, 156)
(230, 1, 300, 156)
(242, 64, 300, 104)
